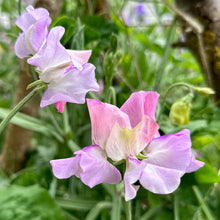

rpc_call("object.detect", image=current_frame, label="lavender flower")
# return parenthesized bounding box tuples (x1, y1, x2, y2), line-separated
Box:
(15, 5, 51, 58)
(28, 26, 99, 112)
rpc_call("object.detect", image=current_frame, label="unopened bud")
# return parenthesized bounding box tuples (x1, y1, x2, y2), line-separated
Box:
(169, 94, 193, 125)
(193, 87, 215, 96)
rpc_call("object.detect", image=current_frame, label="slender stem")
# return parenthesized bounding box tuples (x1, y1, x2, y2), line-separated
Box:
(162, 0, 203, 34)
(174, 194, 180, 220)
(18, 0, 22, 15)
(140, 205, 163, 220)
(197, 34, 213, 89)
(125, 27, 143, 89)
(157, 82, 193, 122)
(26, 79, 44, 90)
(125, 200, 132, 220)
(107, 86, 117, 105)
(192, 186, 215, 220)
(0, 86, 42, 134)
(111, 185, 121, 220)
(154, 19, 176, 91)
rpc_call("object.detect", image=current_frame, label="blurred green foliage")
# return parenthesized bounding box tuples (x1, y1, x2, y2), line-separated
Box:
(0, 0, 220, 219)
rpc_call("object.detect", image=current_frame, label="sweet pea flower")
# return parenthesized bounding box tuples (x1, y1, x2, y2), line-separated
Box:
(124, 129, 204, 201)
(28, 26, 99, 112)
(50, 91, 159, 187)
(50, 91, 204, 200)
(15, 5, 51, 58)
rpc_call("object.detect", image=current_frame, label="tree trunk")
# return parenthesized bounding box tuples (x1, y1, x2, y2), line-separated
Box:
(0, 0, 63, 175)
(85, 0, 110, 18)
(175, 0, 220, 104)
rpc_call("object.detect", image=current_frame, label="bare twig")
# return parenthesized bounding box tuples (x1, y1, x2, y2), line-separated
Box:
(162, 0, 213, 88)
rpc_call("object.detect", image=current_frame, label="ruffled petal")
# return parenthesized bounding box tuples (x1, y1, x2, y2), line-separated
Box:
(28, 26, 70, 73)
(120, 91, 159, 128)
(29, 17, 51, 52)
(14, 33, 30, 58)
(76, 145, 122, 188)
(26, 5, 50, 20)
(15, 11, 35, 32)
(51, 145, 121, 188)
(124, 158, 142, 201)
(40, 63, 99, 107)
(139, 163, 183, 194)
(15, 6, 50, 32)
(50, 156, 81, 179)
(67, 50, 92, 69)
(144, 129, 193, 172)
(87, 99, 131, 148)
(186, 153, 204, 173)
(105, 116, 159, 161)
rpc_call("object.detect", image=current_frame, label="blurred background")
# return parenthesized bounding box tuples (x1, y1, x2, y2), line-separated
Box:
(0, 0, 220, 219)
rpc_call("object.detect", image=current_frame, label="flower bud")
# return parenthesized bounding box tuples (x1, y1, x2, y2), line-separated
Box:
(193, 87, 215, 96)
(169, 94, 193, 125)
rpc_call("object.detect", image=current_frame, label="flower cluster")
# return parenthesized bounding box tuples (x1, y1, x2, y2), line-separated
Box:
(15, 6, 99, 112)
(51, 91, 204, 201)
(15, 6, 204, 201)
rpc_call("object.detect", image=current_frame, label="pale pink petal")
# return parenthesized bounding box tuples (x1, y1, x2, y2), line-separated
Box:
(87, 99, 131, 148)
(15, 6, 51, 58)
(105, 116, 159, 161)
(40, 63, 99, 107)
(76, 145, 122, 188)
(124, 158, 184, 200)
(15, 10, 35, 32)
(186, 153, 204, 173)
(50, 156, 81, 179)
(28, 26, 70, 73)
(55, 101, 66, 113)
(120, 91, 159, 128)
(15, 5, 50, 35)
(67, 50, 92, 69)
(124, 158, 142, 201)
(144, 129, 193, 172)
(51, 145, 121, 187)
(14, 33, 30, 58)
(29, 17, 51, 52)
(139, 163, 183, 194)
(26, 5, 50, 20)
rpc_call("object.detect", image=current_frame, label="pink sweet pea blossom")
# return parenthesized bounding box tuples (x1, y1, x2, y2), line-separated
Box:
(50, 91, 204, 200)
(124, 129, 204, 201)
(15, 5, 51, 58)
(28, 26, 99, 112)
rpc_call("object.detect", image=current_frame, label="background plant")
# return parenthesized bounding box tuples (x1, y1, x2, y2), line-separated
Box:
(0, 0, 220, 219)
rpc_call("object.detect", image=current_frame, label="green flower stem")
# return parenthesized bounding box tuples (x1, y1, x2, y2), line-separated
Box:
(125, 200, 132, 220)
(154, 19, 176, 91)
(111, 185, 121, 220)
(26, 79, 44, 90)
(157, 82, 193, 122)
(174, 194, 180, 220)
(192, 186, 215, 220)
(107, 86, 117, 105)
(0, 86, 43, 135)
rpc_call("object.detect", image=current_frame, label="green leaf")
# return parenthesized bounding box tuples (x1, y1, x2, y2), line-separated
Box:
(85, 202, 112, 220)
(192, 135, 215, 149)
(51, 16, 76, 46)
(0, 108, 63, 141)
(84, 25, 101, 44)
(0, 185, 65, 220)
(56, 198, 97, 211)
(71, 17, 84, 50)
(195, 163, 220, 184)
(110, 34, 118, 54)
(84, 16, 118, 36)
